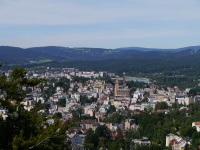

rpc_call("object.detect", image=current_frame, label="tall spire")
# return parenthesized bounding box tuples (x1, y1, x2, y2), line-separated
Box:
(115, 79, 119, 96)
(123, 72, 126, 87)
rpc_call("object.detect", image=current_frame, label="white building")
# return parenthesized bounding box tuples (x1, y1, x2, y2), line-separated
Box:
(166, 133, 190, 150)
(166, 133, 179, 147)
(0, 108, 8, 120)
(192, 122, 200, 132)
(141, 102, 156, 111)
(176, 96, 191, 106)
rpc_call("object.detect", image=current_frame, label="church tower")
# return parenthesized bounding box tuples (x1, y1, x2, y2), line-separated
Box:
(114, 79, 119, 96)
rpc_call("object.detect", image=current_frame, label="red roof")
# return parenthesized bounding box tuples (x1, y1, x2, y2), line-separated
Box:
(134, 111, 141, 115)
(81, 119, 97, 124)
(194, 122, 200, 125)
(169, 139, 178, 146)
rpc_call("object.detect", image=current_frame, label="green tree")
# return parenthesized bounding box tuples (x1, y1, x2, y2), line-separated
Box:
(57, 97, 66, 107)
(52, 112, 62, 119)
(0, 67, 44, 102)
(155, 102, 169, 110)
(0, 67, 72, 149)
(55, 77, 70, 92)
(104, 112, 125, 123)
(80, 95, 97, 105)
(12, 120, 71, 150)
(188, 87, 200, 97)
(106, 105, 116, 116)
(95, 125, 111, 141)
(84, 129, 98, 150)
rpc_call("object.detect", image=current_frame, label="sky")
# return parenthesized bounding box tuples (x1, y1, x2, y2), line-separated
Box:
(0, 0, 200, 49)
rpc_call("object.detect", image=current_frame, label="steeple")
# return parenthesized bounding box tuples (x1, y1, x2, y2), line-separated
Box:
(123, 72, 126, 87)
(114, 79, 119, 96)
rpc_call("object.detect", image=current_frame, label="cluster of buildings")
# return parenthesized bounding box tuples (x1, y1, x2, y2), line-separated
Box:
(1, 67, 200, 149)
(166, 134, 191, 150)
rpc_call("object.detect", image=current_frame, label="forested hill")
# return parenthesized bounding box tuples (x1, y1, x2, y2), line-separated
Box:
(1, 45, 200, 65)
(1, 45, 200, 78)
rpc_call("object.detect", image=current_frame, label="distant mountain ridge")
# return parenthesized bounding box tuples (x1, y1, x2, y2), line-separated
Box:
(116, 45, 200, 52)
(0, 45, 200, 65)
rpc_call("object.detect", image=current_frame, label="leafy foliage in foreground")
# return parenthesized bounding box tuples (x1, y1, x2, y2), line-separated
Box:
(0, 68, 45, 102)
(0, 99, 73, 150)
(0, 67, 72, 150)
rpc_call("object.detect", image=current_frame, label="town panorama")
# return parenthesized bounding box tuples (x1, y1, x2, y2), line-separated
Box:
(1, 62, 200, 150)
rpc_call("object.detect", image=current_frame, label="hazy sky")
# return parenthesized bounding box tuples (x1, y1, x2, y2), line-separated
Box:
(1, 0, 200, 48)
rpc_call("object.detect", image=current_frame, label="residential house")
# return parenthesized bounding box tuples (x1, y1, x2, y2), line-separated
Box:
(124, 119, 138, 130)
(141, 102, 156, 111)
(93, 80, 105, 90)
(99, 104, 110, 114)
(22, 99, 35, 111)
(68, 134, 86, 150)
(193, 95, 200, 104)
(0, 108, 8, 120)
(166, 134, 179, 147)
(166, 133, 190, 150)
(106, 123, 123, 131)
(129, 103, 142, 111)
(84, 104, 96, 117)
(95, 112, 105, 122)
(133, 138, 151, 146)
(106, 83, 114, 91)
(71, 93, 80, 103)
(80, 119, 98, 131)
(192, 122, 200, 132)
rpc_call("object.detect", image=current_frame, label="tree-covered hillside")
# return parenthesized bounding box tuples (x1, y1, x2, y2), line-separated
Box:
(1, 45, 200, 65)
(1, 46, 200, 89)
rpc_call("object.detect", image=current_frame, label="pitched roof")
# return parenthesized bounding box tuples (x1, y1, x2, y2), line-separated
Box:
(81, 119, 97, 124)
(169, 139, 178, 145)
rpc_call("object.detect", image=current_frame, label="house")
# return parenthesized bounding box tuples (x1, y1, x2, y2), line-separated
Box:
(99, 105, 110, 113)
(113, 100, 123, 108)
(129, 103, 142, 111)
(93, 80, 105, 89)
(166, 133, 190, 150)
(50, 94, 60, 102)
(106, 83, 114, 91)
(148, 93, 168, 102)
(0, 108, 8, 120)
(105, 123, 123, 131)
(124, 119, 138, 130)
(84, 104, 96, 117)
(141, 102, 156, 111)
(133, 137, 151, 146)
(133, 90, 143, 100)
(71, 93, 80, 102)
(192, 122, 200, 132)
(95, 112, 105, 122)
(166, 134, 179, 147)
(176, 96, 192, 106)
(168, 137, 189, 150)
(66, 101, 80, 112)
(22, 99, 35, 111)
(68, 134, 86, 150)
(193, 95, 200, 104)
(80, 119, 98, 131)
